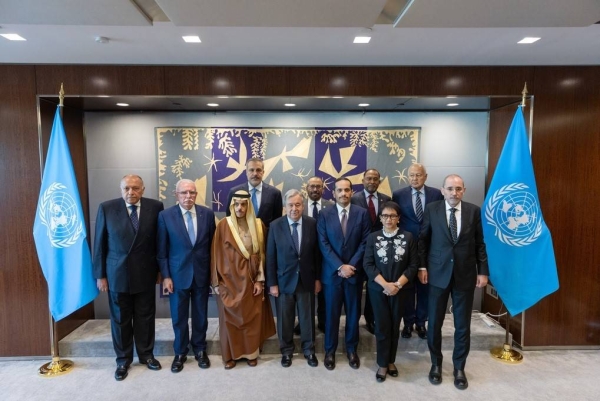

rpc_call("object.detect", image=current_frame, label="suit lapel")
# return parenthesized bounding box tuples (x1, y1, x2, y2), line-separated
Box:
(436, 201, 453, 243)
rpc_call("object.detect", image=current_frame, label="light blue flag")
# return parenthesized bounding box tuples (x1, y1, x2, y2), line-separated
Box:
(33, 107, 98, 321)
(483, 107, 559, 316)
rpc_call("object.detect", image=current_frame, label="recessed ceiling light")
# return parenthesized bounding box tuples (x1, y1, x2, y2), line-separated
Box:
(447, 103, 459, 107)
(332, 96, 344, 99)
(217, 95, 229, 99)
(98, 95, 110, 98)
(353, 36, 371, 44)
(284, 103, 296, 107)
(358, 103, 370, 107)
(446, 95, 457, 98)
(183, 36, 201, 43)
(116, 103, 129, 107)
(518, 37, 540, 44)
(1, 33, 26, 41)
(207, 103, 219, 107)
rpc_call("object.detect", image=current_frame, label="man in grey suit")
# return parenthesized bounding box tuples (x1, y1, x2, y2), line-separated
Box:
(418, 174, 489, 390)
(226, 158, 283, 229)
(93, 175, 164, 381)
(350, 168, 391, 334)
(267, 189, 321, 368)
(392, 163, 444, 340)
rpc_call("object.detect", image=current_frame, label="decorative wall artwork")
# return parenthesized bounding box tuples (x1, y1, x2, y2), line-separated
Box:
(156, 126, 420, 212)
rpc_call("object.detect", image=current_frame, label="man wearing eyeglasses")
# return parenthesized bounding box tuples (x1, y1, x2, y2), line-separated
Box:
(418, 174, 488, 390)
(392, 163, 444, 340)
(157, 179, 216, 373)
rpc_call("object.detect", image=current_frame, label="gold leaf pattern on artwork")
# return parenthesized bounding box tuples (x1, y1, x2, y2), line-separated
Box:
(182, 129, 199, 150)
(349, 130, 367, 147)
(217, 131, 237, 158)
(393, 168, 409, 185)
(204, 128, 215, 150)
(171, 155, 192, 179)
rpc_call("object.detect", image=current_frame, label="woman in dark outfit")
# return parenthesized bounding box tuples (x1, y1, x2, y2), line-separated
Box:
(363, 201, 418, 382)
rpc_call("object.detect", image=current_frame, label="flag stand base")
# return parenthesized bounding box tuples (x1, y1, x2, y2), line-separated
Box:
(490, 343, 523, 364)
(39, 357, 74, 376)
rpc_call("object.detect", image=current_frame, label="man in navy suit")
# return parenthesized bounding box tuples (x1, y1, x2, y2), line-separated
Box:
(418, 174, 488, 390)
(392, 163, 444, 340)
(267, 189, 321, 368)
(351, 168, 391, 334)
(226, 158, 283, 229)
(93, 175, 164, 381)
(157, 179, 216, 373)
(318, 177, 371, 371)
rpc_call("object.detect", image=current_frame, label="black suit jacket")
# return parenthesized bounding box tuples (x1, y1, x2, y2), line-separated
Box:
(266, 215, 321, 293)
(351, 191, 391, 232)
(418, 200, 489, 291)
(226, 182, 283, 228)
(93, 197, 164, 294)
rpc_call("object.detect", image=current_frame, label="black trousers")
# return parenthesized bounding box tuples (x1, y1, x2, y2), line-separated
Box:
(276, 280, 315, 356)
(427, 279, 475, 370)
(108, 288, 156, 366)
(370, 284, 408, 367)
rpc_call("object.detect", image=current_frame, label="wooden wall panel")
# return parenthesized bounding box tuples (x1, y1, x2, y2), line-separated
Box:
(412, 67, 491, 96)
(0, 66, 50, 356)
(288, 67, 370, 96)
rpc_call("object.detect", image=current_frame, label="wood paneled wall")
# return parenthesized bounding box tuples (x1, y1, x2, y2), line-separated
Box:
(1, 64, 598, 356)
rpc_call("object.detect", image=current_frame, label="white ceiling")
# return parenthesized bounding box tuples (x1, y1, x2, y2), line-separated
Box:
(1, 0, 599, 66)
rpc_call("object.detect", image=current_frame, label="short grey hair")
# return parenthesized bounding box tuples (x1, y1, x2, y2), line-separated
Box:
(175, 178, 195, 192)
(283, 189, 302, 205)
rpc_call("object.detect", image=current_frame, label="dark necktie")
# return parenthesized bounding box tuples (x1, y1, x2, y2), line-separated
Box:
(185, 210, 195, 244)
(341, 209, 347, 237)
(415, 191, 423, 222)
(129, 205, 139, 232)
(291, 222, 300, 253)
(449, 207, 458, 243)
(312, 201, 319, 218)
(251, 187, 259, 216)
(367, 194, 377, 224)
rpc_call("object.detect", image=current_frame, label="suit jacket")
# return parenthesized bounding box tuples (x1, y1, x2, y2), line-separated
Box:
(157, 204, 216, 289)
(303, 198, 334, 218)
(351, 191, 391, 232)
(93, 197, 164, 294)
(363, 230, 418, 290)
(393, 185, 444, 238)
(317, 204, 371, 286)
(266, 215, 321, 293)
(226, 182, 283, 228)
(418, 200, 489, 291)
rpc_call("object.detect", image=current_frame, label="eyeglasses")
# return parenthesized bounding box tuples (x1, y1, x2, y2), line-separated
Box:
(177, 191, 198, 196)
(307, 185, 323, 189)
(380, 214, 399, 220)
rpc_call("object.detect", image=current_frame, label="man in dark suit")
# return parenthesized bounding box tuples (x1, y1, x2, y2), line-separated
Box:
(418, 174, 489, 390)
(157, 179, 216, 373)
(267, 189, 321, 368)
(226, 157, 283, 229)
(318, 177, 371, 371)
(351, 168, 391, 334)
(93, 175, 164, 381)
(297, 176, 334, 334)
(392, 163, 444, 340)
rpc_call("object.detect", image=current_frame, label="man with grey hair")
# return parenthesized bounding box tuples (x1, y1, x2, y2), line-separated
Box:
(267, 189, 321, 368)
(157, 179, 216, 373)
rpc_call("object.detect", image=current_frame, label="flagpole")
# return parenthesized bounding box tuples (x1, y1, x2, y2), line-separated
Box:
(489, 83, 529, 364)
(39, 83, 75, 377)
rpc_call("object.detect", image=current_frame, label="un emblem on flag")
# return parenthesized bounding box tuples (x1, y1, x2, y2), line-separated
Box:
(37, 182, 83, 248)
(485, 183, 542, 247)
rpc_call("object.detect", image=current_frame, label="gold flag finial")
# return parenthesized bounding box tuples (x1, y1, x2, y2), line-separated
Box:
(521, 82, 528, 107)
(59, 83, 64, 107)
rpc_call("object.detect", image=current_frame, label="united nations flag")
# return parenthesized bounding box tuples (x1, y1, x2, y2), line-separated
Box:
(33, 107, 98, 321)
(483, 107, 559, 316)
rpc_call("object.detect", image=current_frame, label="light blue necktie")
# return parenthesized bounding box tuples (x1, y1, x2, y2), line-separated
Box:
(251, 187, 259, 216)
(185, 210, 195, 244)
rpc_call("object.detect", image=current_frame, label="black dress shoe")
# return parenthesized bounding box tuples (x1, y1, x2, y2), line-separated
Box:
(416, 325, 427, 339)
(115, 365, 129, 381)
(453, 369, 468, 390)
(376, 367, 387, 382)
(401, 325, 413, 338)
(305, 353, 318, 367)
(143, 357, 162, 371)
(195, 351, 211, 369)
(428, 365, 442, 385)
(388, 364, 399, 377)
(171, 355, 187, 373)
(347, 352, 360, 369)
(365, 322, 375, 334)
(293, 324, 301, 335)
(324, 353, 335, 370)
(281, 355, 292, 368)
